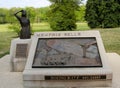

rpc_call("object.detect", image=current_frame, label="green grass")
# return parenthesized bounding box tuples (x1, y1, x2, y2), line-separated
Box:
(0, 22, 120, 58)
(99, 28, 120, 54)
(31, 23, 52, 32)
(0, 32, 16, 57)
(76, 22, 90, 30)
(0, 24, 12, 32)
(0, 24, 17, 57)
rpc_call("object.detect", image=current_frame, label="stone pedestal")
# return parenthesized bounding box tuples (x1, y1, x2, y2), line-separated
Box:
(10, 38, 31, 72)
(23, 69, 112, 88)
(23, 31, 112, 88)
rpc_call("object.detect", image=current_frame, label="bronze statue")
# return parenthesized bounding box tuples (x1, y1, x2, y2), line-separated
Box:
(14, 10, 31, 39)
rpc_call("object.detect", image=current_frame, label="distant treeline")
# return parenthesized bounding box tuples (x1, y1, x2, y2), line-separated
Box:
(0, 6, 85, 24)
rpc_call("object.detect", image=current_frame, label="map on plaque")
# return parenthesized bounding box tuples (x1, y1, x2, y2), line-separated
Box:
(32, 33, 102, 68)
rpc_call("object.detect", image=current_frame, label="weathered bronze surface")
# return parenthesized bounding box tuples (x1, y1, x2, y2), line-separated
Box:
(14, 10, 31, 39)
(15, 44, 28, 58)
(32, 37, 102, 68)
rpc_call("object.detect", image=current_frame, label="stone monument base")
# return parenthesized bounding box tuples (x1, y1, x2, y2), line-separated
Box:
(10, 38, 31, 72)
(1, 53, 120, 88)
(23, 31, 112, 88)
(24, 81, 111, 88)
(23, 68, 112, 88)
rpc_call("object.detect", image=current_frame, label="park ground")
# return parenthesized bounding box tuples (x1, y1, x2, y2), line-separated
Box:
(0, 22, 120, 58)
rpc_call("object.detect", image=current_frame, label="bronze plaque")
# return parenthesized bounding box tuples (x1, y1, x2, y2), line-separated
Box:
(45, 75, 106, 80)
(32, 37, 102, 68)
(15, 44, 28, 58)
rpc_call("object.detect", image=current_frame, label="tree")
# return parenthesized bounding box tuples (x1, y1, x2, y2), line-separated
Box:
(76, 5, 85, 22)
(9, 7, 22, 24)
(0, 8, 9, 24)
(35, 7, 49, 23)
(85, 0, 120, 28)
(48, 0, 82, 31)
(25, 7, 36, 23)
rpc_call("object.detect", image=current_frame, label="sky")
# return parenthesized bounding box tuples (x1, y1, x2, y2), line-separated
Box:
(0, 0, 51, 8)
(0, 0, 87, 9)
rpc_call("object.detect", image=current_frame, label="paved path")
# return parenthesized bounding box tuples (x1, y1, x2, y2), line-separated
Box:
(0, 55, 23, 88)
(0, 53, 120, 88)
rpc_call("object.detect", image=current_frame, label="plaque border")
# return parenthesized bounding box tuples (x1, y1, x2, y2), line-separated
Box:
(32, 37, 103, 68)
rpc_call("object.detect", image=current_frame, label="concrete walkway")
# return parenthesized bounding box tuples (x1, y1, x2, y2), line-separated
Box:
(0, 55, 23, 88)
(0, 53, 120, 88)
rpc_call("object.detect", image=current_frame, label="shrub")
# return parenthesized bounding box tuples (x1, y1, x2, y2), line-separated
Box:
(85, 0, 120, 28)
(8, 23, 20, 37)
(48, 0, 81, 31)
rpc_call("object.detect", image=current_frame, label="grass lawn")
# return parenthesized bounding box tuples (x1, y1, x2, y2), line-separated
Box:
(0, 23, 120, 58)
(99, 28, 120, 54)
(0, 24, 16, 57)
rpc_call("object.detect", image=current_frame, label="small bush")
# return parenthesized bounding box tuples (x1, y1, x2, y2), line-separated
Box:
(8, 23, 20, 37)
(48, 0, 81, 31)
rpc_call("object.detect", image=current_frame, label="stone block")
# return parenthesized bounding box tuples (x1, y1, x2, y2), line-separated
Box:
(10, 38, 31, 72)
(23, 31, 112, 88)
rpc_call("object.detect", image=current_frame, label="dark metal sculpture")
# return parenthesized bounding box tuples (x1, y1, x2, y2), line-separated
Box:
(14, 10, 31, 39)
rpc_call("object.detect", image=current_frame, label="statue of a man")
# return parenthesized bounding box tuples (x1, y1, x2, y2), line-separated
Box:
(14, 10, 31, 39)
